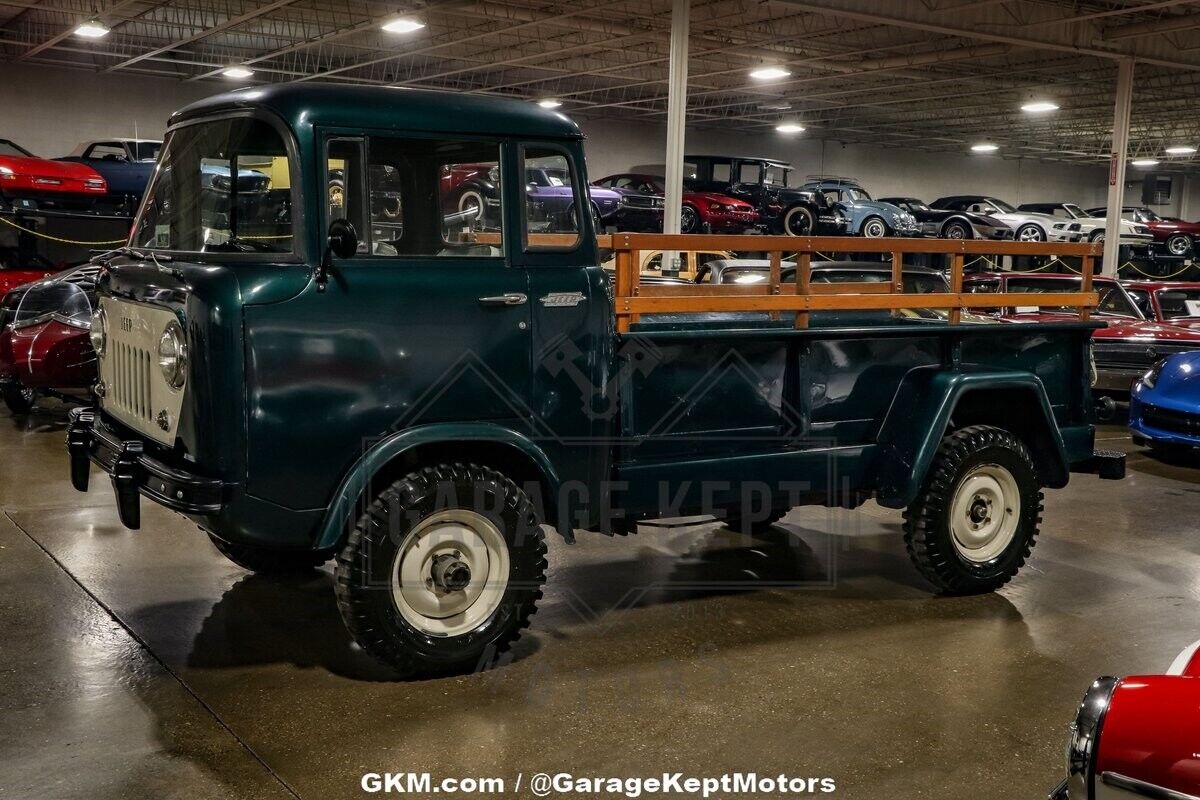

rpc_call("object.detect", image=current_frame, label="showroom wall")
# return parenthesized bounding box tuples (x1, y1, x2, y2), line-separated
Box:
(2, 62, 1193, 219)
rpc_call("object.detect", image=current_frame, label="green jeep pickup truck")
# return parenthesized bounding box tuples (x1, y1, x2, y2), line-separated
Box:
(68, 84, 1122, 676)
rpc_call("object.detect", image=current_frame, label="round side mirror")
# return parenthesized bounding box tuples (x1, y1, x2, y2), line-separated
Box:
(327, 219, 358, 259)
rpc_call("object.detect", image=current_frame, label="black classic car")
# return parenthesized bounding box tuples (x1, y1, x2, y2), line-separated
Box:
(878, 197, 1014, 240)
(682, 154, 844, 236)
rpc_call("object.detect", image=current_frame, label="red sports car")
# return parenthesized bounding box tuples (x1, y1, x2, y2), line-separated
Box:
(963, 271, 1200, 395)
(591, 173, 759, 233)
(0, 138, 107, 212)
(1085, 205, 1200, 257)
(0, 264, 98, 413)
(1051, 637, 1200, 800)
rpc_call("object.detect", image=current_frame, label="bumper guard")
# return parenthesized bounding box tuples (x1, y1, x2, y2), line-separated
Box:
(67, 407, 226, 530)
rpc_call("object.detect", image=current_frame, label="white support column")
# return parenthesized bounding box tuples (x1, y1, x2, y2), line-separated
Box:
(1102, 57, 1134, 277)
(661, 0, 689, 272)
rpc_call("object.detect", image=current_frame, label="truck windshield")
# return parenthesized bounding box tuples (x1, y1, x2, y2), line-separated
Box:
(131, 118, 294, 254)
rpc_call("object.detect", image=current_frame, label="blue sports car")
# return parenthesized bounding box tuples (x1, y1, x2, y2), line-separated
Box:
(1130, 351, 1200, 448)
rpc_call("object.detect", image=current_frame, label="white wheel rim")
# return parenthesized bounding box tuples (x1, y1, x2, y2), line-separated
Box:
(785, 207, 811, 235)
(459, 191, 483, 221)
(1019, 227, 1042, 242)
(1170, 237, 1188, 255)
(391, 509, 510, 637)
(864, 219, 885, 237)
(949, 464, 1020, 564)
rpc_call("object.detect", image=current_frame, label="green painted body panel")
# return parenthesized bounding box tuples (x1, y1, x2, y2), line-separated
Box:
(92, 86, 1100, 550)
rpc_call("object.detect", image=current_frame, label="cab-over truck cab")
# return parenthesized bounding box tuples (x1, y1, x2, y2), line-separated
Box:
(70, 84, 1121, 677)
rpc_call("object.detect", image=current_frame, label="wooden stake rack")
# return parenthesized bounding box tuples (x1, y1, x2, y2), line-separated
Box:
(608, 233, 1102, 333)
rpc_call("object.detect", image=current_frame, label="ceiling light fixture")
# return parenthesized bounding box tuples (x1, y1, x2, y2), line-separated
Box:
(1131, 158, 1160, 167)
(971, 143, 999, 153)
(382, 17, 424, 33)
(760, 101, 792, 111)
(73, 18, 110, 38)
(776, 123, 805, 134)
(222, 66, 254, 79)
(1166, 145, 1197, 155)
(537, 98, 563, 109)
(750, 66, 791, 81)
(1021, 101, 1059, 113)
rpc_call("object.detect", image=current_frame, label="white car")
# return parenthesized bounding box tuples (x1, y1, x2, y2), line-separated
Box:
(930, 195, 1084, 243)
(1016, 202, 1154, 247)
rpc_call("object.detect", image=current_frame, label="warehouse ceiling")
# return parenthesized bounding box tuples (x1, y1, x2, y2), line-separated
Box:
(4, 0, 1200, 166)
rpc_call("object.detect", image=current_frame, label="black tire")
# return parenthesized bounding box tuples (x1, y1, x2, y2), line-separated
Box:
(1166, 234, 1192, 257)
(1088, 229, 1105, 243)
(680, 205, 700, 233)
(335, 463, 546, 676)
(942, 219, 972, 240)
(860, 216, 888, 238)
(903, 425, 1043, 595)
(782, 204, 816, 236)
(208, 532, 333, 574)
(2, 384, 35, 414)
(1015, 223, 1045, 243)
(723, 508, 788, 535)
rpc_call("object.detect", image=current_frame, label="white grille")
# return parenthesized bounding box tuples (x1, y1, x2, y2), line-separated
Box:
(110, 339, 154, 423)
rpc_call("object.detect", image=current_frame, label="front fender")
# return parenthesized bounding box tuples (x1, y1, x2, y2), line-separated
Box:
(873, 367, 1068, 509)
(313, 422, 563, 550)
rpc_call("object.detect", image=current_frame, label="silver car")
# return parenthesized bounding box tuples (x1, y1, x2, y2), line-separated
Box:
(931, 195, 1084, 242)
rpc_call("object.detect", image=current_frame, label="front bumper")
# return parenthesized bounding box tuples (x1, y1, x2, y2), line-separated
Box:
(1094, 366, 1146, 394)
(1130, 394, 1200, 448)
(705, 209, 760, 230)
(67, 407, 226, 530)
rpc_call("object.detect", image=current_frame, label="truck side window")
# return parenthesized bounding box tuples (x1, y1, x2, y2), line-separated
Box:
(523, 147, 581, 250)
(326, 139, 368, 254)
(366, 136, 503, 257)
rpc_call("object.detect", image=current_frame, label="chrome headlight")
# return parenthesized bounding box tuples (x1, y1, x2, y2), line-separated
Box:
(1063, 677, 1118, 800)
(157, 319, 187, 390)
(89, 307, 107, 356)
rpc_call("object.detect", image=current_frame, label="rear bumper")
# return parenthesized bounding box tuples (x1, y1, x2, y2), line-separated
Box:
(67, 407, 226, 529)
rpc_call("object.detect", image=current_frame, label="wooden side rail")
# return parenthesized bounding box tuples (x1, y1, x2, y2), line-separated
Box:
(609, 233, 1101, 332)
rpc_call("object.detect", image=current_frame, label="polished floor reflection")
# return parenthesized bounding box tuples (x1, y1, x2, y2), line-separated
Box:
(1, 401, 1195, 799)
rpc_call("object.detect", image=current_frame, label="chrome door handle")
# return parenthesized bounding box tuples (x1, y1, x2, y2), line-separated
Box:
(478, 293, 527, 306)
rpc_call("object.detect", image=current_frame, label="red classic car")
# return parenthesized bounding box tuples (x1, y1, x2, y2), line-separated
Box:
(1051, 637, 1200, 800)
(1085, 205, 1200, 257)
(963, 271, 1200, 395)
(1124, 280, 1200, 328)
(591, 173, 759, 233)
(0, 138, 107, 212)
(0, 264, 98, 413)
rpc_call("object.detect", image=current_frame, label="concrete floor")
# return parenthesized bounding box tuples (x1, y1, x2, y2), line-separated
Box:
(1, 401, 1197, 800)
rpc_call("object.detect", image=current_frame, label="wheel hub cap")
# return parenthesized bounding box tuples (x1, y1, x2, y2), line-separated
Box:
(391, 509, 510, 637)
(949, 464, 1020, 563)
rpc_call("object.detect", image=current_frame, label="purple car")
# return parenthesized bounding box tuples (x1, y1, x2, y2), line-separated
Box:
(526, 167, 661, 232)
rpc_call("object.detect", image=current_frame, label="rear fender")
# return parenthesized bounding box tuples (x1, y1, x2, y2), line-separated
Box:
(873, 367, 1068, 508)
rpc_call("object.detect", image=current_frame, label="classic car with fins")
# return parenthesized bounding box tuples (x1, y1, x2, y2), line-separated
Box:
(67, 83, 1122, 678)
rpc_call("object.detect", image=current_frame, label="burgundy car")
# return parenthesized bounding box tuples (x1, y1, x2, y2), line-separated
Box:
(963, 271, 1200, 395)
(0, 138, 107, 212)
(1051, 637, 1200, 800)
(0, 265, 98, 413)
(1086, 205, 1200, 257)
(592, 173, 759, 233)
(1124, 280, 1200, 328)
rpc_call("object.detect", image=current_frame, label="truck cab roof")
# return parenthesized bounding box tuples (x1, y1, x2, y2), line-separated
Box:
(171, 83, 584, 140)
